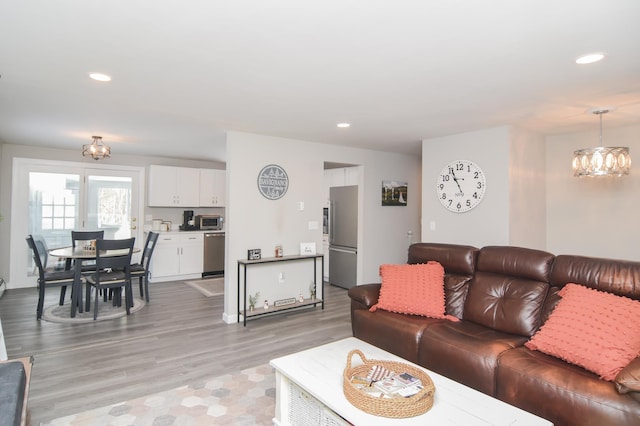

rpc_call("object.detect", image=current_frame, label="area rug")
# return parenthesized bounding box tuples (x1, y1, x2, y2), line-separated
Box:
(185, 277, 224, 297)
(42, 297, 146, 323)
(42, 364, 275, 425)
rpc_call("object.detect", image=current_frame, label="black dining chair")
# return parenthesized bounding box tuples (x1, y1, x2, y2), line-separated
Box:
(130, 231, 159, 303)
(85, 237, 135, 320)
(26, 235, 77, 320)
(65, 230, 105, 271)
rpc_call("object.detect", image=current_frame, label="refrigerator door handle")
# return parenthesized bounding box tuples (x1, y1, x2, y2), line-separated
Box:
(329, 201, 335, 244)
(329, 246, 357, 254)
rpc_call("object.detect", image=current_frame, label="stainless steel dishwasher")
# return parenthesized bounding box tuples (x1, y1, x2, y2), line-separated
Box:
(203, 232, 225, 276)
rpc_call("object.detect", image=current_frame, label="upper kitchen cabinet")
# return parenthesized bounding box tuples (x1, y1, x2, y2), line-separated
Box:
(148, 165, 200, 207)
(199, 169, 226, 207)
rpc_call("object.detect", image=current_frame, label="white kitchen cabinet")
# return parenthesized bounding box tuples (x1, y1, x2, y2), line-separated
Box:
(199, 169, 226, 207)
(149, 232, 204, 282)
(148, 165, 200, 207)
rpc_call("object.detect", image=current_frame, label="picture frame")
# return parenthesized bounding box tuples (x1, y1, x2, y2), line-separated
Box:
(247, 248, 262, 260)
(381, 180, 408, 206)
(299, 242, 317, 255)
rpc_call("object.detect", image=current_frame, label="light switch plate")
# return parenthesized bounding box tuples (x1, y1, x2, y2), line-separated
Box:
(308, 221, 319, 230)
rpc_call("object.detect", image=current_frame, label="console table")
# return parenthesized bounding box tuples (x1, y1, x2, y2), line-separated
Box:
(237, 254, 324, 326)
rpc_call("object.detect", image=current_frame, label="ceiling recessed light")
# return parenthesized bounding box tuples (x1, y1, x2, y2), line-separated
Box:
(575, 53, 605, 65)
(89, 72, 112, 82)
(337, 123, 350, 128)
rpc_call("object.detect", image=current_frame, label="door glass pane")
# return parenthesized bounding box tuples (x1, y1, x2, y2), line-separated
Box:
(87, 175, 132, 239)
(28, 172, 80, 273)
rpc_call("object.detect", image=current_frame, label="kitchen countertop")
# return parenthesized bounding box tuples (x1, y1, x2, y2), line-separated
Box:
(147, 229, 225, 234)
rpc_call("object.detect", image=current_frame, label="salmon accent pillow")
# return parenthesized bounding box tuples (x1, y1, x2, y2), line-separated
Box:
(525, 283, 640, 381)
(370, 262, 458, 321)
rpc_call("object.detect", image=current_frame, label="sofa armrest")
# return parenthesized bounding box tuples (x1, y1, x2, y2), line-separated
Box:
(347, 283, 381, 309)
(0, 356, 34, 426)
(615, 357, 640, 402)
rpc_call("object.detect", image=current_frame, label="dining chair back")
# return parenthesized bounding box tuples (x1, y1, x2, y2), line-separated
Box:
(67, 230, 105, 270)
(71, 230, 105, 248)
(85, 237, 135, 320)
(26, 235, 76, 320)
(130, 231, 159, 302)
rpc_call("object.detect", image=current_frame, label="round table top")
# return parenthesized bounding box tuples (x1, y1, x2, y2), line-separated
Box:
(49, 246, 140, 259)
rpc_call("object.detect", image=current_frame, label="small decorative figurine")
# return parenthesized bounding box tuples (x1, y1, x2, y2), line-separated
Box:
(263, 300, 269, 310)
(275, 244, 283, 257)
(299, 293, 304, 302)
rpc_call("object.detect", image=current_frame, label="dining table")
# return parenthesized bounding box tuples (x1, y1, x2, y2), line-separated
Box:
(48, 245, 140, 318)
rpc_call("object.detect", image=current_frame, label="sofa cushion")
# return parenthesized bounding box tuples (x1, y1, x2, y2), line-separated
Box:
(371, 262, 453, 319)
(464, 272, 549, 337)
(497, 347, 640, 426)
(352, 308, 440, 363)
(550, 254, 640, 300)
(525, 283, 640, 381)
(418, 320, 528, 396)
(408, 243, 478, 275)
(463, 246, 554, 337)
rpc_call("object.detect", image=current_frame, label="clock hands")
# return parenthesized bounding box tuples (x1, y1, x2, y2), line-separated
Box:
(450, 169, 464, 194)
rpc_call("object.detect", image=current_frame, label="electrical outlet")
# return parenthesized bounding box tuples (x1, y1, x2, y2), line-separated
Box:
(279, 272, 285, 283)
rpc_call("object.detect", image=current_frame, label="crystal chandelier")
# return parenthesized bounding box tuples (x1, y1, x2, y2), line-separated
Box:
(82, 135, 111, 160)
(572, 109, 631, 177)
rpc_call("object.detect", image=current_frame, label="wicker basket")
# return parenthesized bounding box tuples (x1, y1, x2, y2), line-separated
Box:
(342, 349, 435, 418)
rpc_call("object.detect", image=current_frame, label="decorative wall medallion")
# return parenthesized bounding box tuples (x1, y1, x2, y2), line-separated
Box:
(257, 164, 289, 200)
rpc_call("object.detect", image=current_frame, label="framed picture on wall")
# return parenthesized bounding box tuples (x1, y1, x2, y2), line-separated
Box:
(381, 180, 408, 206)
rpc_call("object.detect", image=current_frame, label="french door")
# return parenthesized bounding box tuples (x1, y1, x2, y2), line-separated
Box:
(10, 158, 144, 288)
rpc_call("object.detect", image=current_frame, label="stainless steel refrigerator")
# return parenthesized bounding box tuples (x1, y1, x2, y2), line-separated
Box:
(329, 185, 358, 289)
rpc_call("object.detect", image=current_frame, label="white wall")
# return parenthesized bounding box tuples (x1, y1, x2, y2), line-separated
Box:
(224, 131, 421, 323)
(509, 127, 546, 250)
(546, 123, 640, 260)
(422, 123, 640, 261)
(421, 126, 510, 248)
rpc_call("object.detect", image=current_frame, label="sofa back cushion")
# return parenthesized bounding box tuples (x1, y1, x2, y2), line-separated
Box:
(463, 246, 554, 336)
(545, 254, 640, 322)
(407, 243, 479, 318)
(550, 254, 640, 300)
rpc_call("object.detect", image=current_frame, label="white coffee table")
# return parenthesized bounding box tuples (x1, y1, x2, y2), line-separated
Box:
(270, 337, 552, 425)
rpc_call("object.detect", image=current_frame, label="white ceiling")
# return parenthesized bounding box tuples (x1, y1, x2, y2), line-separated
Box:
(1, 1, 639, 162)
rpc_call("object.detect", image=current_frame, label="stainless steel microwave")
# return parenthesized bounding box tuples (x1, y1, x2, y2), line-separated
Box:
(196, 215, 223, 230)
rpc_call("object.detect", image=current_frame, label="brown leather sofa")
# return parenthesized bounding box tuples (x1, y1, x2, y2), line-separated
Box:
(348, 243, 640, 426)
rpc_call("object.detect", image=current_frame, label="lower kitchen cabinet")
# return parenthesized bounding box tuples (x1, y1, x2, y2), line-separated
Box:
(149, 232, 204, 282)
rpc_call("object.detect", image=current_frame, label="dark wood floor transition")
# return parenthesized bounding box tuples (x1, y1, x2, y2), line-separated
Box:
(0, 280, 353, 424)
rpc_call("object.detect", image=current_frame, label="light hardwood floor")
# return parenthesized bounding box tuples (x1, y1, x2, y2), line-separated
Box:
(0, 279, 353, 424)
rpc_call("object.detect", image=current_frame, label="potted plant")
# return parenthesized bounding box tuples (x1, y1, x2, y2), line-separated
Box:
(309, 282, 316, 300)
(248, 292, 260, 312)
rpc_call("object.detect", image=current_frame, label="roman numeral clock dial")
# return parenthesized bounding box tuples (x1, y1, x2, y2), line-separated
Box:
(436, 160, 486, 213)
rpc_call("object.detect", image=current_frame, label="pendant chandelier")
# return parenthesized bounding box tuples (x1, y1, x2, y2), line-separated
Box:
(82, 135, 111, 160)
(572, 109, 630, 177)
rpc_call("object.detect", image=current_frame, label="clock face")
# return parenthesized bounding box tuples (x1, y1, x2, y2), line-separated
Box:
(436, 160, 486, 213)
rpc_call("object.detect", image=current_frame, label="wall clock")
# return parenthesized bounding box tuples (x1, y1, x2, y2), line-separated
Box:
(436, 160, 486, 213)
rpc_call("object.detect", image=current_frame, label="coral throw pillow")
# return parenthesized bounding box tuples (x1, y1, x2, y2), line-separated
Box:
(525, 283, 640, 381)
(370, 262, 455, 320)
